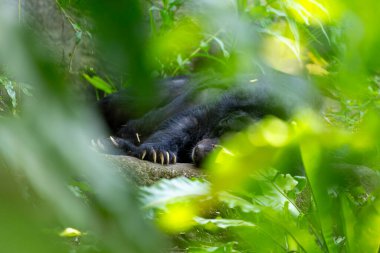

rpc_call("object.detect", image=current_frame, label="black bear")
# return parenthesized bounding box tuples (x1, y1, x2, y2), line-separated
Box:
(96, 71, 319, 166)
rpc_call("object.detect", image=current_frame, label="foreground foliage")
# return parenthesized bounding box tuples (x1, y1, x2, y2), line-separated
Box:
(1, 0, 380, 252)
(142, 113, 380, 252)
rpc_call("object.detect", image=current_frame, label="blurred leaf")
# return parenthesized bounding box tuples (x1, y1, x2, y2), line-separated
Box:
(141, 177, 210, 209)
(59, 227, 83, 238)
(351, 195, 380, 252)
(0, 2, 165, 252)
(306, 63, 329, 76)
(19, 82, 33, 96)
(150, 18, 202, 64)
(83, 74, 115, 94)
(212, 36, 230, 58)
(4, 80, 17, 108)
(260, 33, 303, 74)
(189, 241, 239, 253)
(157, 202, 197, 233)
(289, 0, 330, 25)
(218, 192, 260, 213)
(306, 51, 329, 76)
(274, 174, 298, 193)
(194, 217, 256, 228)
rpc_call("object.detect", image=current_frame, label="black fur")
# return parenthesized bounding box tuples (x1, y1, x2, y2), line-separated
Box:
(191, 138, 219, 166)
(97, 72, 319, 165)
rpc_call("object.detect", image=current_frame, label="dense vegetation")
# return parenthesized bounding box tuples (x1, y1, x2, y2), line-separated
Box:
(1, 0, 380, 252)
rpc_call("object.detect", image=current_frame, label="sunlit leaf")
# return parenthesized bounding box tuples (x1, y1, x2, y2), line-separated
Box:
(289, 0, 330, 24)
(194, 217, 256, 229)
(260, 34, 303, 75)
(150, 18, 202, 63)
(306, 52, 329, 76)
(83, 74, 115, 94)
(248, 117, 291, 147)
(306, 63, 329, 76)
(59, 227, 83, 238)
(141, 177, 210, 209)
(157, 203, 197, 233)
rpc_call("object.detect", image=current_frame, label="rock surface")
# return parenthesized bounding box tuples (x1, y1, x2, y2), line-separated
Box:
(105, 155, 204, 186)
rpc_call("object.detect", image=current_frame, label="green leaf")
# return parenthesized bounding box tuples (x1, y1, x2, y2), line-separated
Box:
(140, 177, 210, 209)
(75, 30, 82, 44)
(265, 30, 301, 61)
(194, 217, 255, 229)
(249, 170, 300, 216)
(218, 191, 260, 213)
(59, 227, 83, 238)
(345, 194, 380, 252)
(4, 80, 17, 109)
(274, 174, 298, 193)
(212, 37, 230, 58)
(18, 82, 33, 96)
(83, 74, 115, 94)
(189, 242, 239, 253)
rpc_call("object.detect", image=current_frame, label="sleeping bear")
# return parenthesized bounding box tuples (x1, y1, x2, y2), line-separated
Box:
(96, 71, 319, 166)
